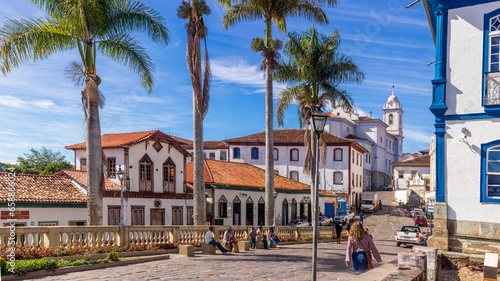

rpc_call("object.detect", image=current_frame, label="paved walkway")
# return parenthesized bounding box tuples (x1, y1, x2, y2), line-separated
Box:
(27, 206, 416, 281)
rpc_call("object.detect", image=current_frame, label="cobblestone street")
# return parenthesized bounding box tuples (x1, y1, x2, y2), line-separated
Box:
(26, 208, 417, 281)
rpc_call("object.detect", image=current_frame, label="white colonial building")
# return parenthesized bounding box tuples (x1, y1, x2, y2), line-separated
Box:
(186, 159, 339, 226)
(391, 155, 431, 206)
(424, 0, 500, 253)
(66, 130, 194, 226)
(325, 87, 404, 190)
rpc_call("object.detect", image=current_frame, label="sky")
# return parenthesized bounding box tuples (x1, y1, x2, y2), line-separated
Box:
(0, 0, 436, 164)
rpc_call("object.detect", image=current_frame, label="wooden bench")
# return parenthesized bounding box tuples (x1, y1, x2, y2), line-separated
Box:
(179, 245, 195, 257)
(201, 243, 216, 254)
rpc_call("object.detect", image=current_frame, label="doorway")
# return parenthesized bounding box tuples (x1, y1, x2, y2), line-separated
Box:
(282, 199, 289, 226)
(258, 197, 265, 225)
(150, 209, 165, 225)
(233, 196, 241, 225)
(246, 197, 254, 225)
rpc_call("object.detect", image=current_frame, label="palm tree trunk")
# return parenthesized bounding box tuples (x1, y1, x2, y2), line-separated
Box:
(265, 63, 274, 226)
(85, 75, 103, 225)
(193, 97, 206, 225)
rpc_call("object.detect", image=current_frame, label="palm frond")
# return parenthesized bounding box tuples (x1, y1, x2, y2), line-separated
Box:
(98, 34, 155, 93)
(65, 61, 86, 87)
(276, 84, 303, 126)
(177, 0, 192, 20)
(0, 17, 76, 74)
(99, 0, 170, 46)
(221, 4, 263, 30)
(251, 37, 265, 52)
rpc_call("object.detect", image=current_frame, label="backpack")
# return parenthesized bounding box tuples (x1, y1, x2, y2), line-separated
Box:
(249, 229, 256, 237)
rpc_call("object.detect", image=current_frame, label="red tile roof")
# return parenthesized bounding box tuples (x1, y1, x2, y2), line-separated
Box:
(170, 135, 193, 146)
(358, 116, 376, 121)
(182, 140, 229, 150)
(224, 129, 367, 153)
(392, 155, 430, 167)
(325, 112, 345, 119)
(56, 170, 121, 191)
(419, 149, 429, 153)
(65, 130, 190, 156)
(0, 173, 87, 203)
(185, 160, 335, 197)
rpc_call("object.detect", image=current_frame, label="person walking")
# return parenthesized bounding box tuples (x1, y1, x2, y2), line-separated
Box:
(346, 219, 353, 234)
(335, 222, 343, 244)
(359, 212, 364, 225)
(345, 222, 382, 272)
(249, 226, 257, 249)
(378, 200, 382, 210)
(204, 226, 228, 254)
(404, 208, 408, 217)
(396, 207, 401, 217)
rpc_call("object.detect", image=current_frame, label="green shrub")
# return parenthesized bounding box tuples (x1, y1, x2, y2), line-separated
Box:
(107, 251, 120, 262)
(0, 257, 7, 275)
(13, 258, 57, 276)
(69, 259, 88, 266)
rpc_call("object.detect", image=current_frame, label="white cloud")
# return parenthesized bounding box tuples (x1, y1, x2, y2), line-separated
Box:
(404, 129, 433, 144)
(0, 95, 68, 111)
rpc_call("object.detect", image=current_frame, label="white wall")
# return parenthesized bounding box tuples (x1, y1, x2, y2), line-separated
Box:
(0, 207, 87, 226)
(393, 166, 430, 189)
(128, 141, 185, 194)
(444, 120, 500, 223)
(446, 3, 500, 115)
(103, 197, 193, 226)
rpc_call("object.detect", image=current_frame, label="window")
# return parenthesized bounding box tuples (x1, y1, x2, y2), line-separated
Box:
(274, 148, 279, 161)
(209, 152, 216, 160)
(131, 206, 145, 225)
(356, 154, 359, 166)
(108, 206, 121, 225)
(290, 171, 299, 181)
(352, 173, 354, 186)
(163, 158, 175, 193)
(290, 149, 299, 161)
(69, 221, 86, 226)
(203, 153, 207, 159)
(333, 172, 343, 184)
(352, 151, 355, 163)
(380, 137, 383, 143)
(356, 174, 358, 187)
(484, 11, 500, 107)
(233, 147, 240, 159)
(187, 207, 194, 225)
(172, 206, 183, 225)
(398, 171, 404, 179)
(251, 147, 259, 159)
(80, 158, 87, 171)
(334, 148, 343, 161)
(482, 141, 500, 202)
(411, 170, 417, 178)
(291, 199, 297, 220)
(107, 158, 116, 178)
(38, 221, 58, 226)
(218, 195, 228, 217)
(139, 154, 153, 192)
(389, 114, 393, 125)
(220, 151, 227, 160)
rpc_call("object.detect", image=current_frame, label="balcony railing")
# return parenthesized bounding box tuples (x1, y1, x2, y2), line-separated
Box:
(0, 225, 334, 248)
(484, 72, 500, 105)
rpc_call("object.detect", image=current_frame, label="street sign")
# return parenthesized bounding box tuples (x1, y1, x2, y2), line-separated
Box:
(427, 205, 435, 213)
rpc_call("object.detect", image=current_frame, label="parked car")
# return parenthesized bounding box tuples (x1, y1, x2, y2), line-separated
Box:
(395, 225, 423, 247)
(333, 210, 355, 225)
(414, 215, 428, 226)
(319, 216, 333, 226)
(287, 219, 309, 227)
(410, 208, 424, 218)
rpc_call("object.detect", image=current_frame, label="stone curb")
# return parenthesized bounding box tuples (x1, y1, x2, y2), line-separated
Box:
(45, 249, 176, 262)
(2, 254, 171, 280)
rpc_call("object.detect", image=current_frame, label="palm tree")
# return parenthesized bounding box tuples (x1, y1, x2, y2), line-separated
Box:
(177, 0, 211, 226)
(218, 0, 336, 226)
(275, 27, 364, 203)
(0, 0, 169, 225)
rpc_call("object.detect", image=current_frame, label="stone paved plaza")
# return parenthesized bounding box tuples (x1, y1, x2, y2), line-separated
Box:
(27, 211, 415, 281)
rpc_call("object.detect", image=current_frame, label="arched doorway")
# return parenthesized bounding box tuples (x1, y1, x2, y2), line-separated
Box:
(257, 197, 265, 225)
(246, 197, 254, 225)
(300, 197, 311, 222)
(233, 196, 241, 225)
(291, 199, 297, 220)
(282, 198, 289, 226)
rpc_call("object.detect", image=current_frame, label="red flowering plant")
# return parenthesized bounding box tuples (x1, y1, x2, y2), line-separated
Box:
(0, 243, 176, 260)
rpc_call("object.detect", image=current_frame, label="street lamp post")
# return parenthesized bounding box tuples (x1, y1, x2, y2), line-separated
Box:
(308, 104, 327, 281)
(117, 166, 125, 227)
(273, 189, 278, 227)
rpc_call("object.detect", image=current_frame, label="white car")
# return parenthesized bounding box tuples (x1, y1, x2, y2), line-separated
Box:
(333, 211, 355, 225)
(411, 208, 424, 218)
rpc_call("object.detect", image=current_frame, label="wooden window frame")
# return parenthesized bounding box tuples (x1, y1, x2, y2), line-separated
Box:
(398, 170, 404, 179)
(80, 158, 87, 171)
(209, 152, 216, 160)
(251, 147, 259, 159)
(233, 147, 241, 159)
(334, 148, 343, 161)
(139, 154, 154, 192)
(131, 206, 145, 226)
(150, 208, 165, 226)
(107, 157, 116, 178)
(273, 148, 279, 161)
(68, 220, 86, 226)
(220, 151, 227, 160)
(290, 149, 299, 162)
(108, 206, 121, 226)
(333, 171, 343, 184)
(218, 195, 228, 218)
(163, 157, 176, 193)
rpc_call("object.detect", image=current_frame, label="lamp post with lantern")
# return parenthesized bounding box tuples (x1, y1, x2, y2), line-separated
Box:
(116, 166, 125, 227)
(308, 104, 327, 281)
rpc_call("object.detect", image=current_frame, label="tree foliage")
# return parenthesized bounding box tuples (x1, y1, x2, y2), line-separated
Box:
(6, 147, 73, 175)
